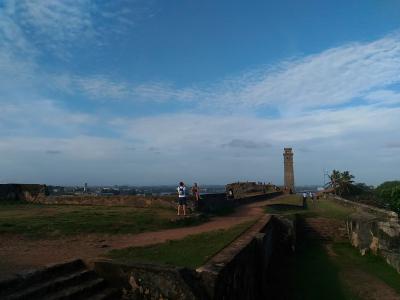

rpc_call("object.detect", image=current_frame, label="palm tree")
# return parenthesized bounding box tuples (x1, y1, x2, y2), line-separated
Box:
(339, 170, 355, 196)
(326, 169, 341, 194)
(326, 170, 355, 196)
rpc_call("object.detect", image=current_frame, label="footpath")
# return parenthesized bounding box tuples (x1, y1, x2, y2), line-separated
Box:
(0, 198, 278, 279)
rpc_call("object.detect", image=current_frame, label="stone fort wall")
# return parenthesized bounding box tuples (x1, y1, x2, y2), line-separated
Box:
(92, 215, 295, 299)
(331, 196, 400, 273)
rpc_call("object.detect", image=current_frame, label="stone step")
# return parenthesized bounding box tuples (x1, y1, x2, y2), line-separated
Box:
(45, 277, 106, 300)
(4, 269, 97, 300)
(0, 260, 86, 298)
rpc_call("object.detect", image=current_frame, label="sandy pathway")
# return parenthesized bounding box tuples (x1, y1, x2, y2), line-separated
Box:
(0, 198, 276, 278)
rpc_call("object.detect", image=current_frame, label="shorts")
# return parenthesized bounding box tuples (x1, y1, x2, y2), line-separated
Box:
(178, 197, 187, 205)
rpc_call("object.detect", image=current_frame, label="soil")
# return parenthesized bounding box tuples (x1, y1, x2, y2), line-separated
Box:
(0, 198, 272, 279)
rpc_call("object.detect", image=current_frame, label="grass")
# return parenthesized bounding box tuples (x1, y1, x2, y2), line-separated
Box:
(332, 243, 400, 294)
(107, 221, 254, 269)
(0, 203, 207, 238)
(314, 199, 355, 220)
(264, 194, 355, 220)
(289, 241, 358, 300)
(291, 241, 400, 299)
(267, 195, 400, 299)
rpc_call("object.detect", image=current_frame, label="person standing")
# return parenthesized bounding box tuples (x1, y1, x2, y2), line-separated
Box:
(302, 192, 308, 209)
(177, 181, 187, 216)
(191, 182, 200, 210)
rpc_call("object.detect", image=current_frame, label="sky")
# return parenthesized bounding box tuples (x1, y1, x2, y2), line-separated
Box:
(1, 0, 400, 186)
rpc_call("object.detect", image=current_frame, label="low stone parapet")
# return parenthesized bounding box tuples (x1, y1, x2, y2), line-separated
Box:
(35, 194, 177, 209)
(91, 215, 295, 299)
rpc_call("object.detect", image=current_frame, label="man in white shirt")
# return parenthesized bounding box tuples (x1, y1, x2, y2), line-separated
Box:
(302, 192, 307, 208)
(177, 181, 187, 216)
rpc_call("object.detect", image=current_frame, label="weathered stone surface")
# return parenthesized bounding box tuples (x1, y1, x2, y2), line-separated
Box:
(36, 194, 177, 209)
(92, 215, 295, 300)
(93, 261, 205, 300)
(332, 196, 400, 273)
(0, 259, 120, 300)
(225, 182, 279, 200)
(197, 215, 294, 300)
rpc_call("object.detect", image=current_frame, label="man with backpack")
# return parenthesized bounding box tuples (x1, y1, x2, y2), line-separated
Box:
(177, 181, 187, 216)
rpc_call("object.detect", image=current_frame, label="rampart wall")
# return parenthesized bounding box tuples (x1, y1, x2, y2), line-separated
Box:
(225, 182, 279, 199)
(0, 183, 281, 214)
(34, 194, 177, 209)
(331, 196, 400, 273)
(92, 215, 295, 299)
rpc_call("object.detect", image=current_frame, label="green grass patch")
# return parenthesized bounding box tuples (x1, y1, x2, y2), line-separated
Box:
(264, 195, 307, 218)
(332, 243, 400, 294)
(314, 200, 355, 220)
(264, 195, 354, 220)
(107, 221, 254, 269)
(290, 241, 359, 300)
(0, 203, 207, 238)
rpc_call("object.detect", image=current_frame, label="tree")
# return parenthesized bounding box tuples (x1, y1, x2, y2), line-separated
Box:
(327, 169, 341, 194)
(390, 186, 400, 213)
(326, 169, 355, 196)
(339, 170, 355, 196)
(375, 181, 400, 211)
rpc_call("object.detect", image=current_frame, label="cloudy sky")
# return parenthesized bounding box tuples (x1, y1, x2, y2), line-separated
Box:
(1, 0, 400, 186)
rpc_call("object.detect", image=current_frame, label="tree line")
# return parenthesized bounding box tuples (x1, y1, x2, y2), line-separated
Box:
(326, 170, 400, 214)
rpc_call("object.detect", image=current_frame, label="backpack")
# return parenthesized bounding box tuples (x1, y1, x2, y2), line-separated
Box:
(178, 187, 185, 196)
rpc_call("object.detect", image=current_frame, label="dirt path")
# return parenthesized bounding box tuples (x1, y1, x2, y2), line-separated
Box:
(0, 198, 274, 279)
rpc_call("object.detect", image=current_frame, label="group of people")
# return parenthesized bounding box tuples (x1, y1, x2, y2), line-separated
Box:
(302, 191, 317, 208)
(176, 182, 200, 216)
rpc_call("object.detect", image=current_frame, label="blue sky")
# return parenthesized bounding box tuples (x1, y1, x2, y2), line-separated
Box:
(1, 0, 400, 186)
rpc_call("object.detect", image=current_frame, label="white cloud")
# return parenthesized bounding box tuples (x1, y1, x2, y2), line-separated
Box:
(221, 139, 272, 149)
(14, 0, 94, 42)
(50, 33, 400, 112)
(0, 99, 96, 136)
(365, 89, 400, 105)
(109, 105, 400, 155)
(1, 104, 399, 185)
(204, 34, 400, 112)
(2, 2, 400, 185)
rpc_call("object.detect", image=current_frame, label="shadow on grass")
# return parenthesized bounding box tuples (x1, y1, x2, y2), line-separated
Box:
(265, 204, 316, 218)
(267, 203, 304, 212)
(289, 240, 356, 300)
(266, 213, 358, 300)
